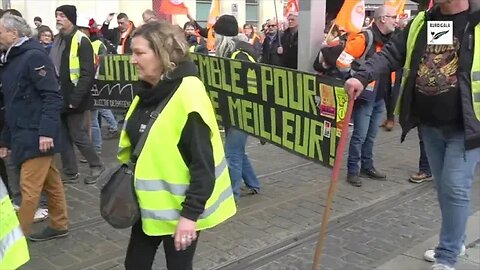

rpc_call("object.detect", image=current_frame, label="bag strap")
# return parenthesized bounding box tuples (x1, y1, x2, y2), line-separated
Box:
(130, 89, 176, 164)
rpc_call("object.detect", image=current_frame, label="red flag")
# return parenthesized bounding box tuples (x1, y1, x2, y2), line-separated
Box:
(159, 0, 188, 15)
(336, 0, 365, 33)
(428, 0, 434, 9)
(284, 0, 299, 17)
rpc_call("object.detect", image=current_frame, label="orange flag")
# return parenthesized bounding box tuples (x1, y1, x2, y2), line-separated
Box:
(384, 0, 406, 15)
(159, 0, 188, 15)
(284, 0, 299, 17)
(207, 0, 220, 51)
(335, 0, 365, 34)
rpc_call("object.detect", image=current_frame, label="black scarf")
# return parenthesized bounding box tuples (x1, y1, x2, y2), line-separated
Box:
(135, 60, 198, 108)
(371, 24, 392, 46)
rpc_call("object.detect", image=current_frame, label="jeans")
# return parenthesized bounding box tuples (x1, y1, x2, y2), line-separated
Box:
(420, 125, 480, 267)
(98, 109, 118, 131)
(224, 128, 260, 200)
(125, 220, 199, 270)
(347, 99, 385, 175)
(418, 127, 431, 175)
(61, 112, 103, 176)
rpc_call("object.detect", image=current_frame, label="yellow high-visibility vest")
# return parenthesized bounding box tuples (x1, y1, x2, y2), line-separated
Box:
(0, 181, 29, 269)
(69, 30, 93, 86)
(117, 76, 236, 236)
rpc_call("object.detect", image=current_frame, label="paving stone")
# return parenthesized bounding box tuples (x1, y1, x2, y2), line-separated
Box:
(25, 127, 479, 270)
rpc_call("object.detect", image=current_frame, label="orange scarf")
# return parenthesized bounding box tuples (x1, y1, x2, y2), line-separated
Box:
(120, 21, 134, 54)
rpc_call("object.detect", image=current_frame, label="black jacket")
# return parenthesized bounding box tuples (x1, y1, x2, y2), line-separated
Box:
(353, 7, 480, 150)
(101, 21, 134, 54)
(126, 61, 216, 222)
(261, 32, 283, 66)
(231, 40, 259, 62)
(280, 27, 298, 69)
(53, 27, 95, 113)
(0, 39, 63, 166)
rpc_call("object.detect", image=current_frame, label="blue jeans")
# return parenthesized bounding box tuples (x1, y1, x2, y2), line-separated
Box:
(347, 99, 385, 175)
(91, 110, 102, 152)
(418, 127, 431, 175)
(421, 125, 480, 267)
(91, 109, 118, 152)
(224, 129, 260, 200)
(98, 109, 118, 131)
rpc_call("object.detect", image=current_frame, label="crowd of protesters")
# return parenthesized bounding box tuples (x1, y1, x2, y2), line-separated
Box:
(0, 1, 479, 270)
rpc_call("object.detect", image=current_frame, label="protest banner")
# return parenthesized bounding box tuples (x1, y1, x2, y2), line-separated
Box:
(95, 54, 348, 168)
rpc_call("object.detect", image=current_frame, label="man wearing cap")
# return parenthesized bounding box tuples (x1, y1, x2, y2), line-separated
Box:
(49, 5, 105, 185)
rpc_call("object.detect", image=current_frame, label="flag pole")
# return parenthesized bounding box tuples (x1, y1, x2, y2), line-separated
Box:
(273, 0, 282, 47)
(311, 98, 354, 270)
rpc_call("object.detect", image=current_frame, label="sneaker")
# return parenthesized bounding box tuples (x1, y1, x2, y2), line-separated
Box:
(347, 174, 362, 187)
(424, 245, 466, 262)
(409, 172, 433, 184)
(28, 227, 68, 242)
(360, 167, 387, 180)
(33, 208, 49, 223)
(84, 166, 105, 184)
(240, 186, 259, 197)
(431, 263, 454, 270)
(103, 130, 119, 140)
(79, 157, 88, 163)
(62, 173, 80, 184)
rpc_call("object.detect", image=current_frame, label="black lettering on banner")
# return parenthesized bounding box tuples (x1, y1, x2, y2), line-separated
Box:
(95, 54, 348, 168)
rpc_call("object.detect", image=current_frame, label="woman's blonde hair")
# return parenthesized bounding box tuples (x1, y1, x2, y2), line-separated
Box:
(132, 21, 189, 75)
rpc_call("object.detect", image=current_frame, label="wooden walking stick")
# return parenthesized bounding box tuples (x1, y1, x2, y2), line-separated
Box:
(311, 98, 355, 270)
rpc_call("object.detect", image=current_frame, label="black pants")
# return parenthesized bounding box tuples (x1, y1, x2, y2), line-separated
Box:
(125, 220, 199, 270)
(0, 158, 10, 195)
(60, 112, 102, 176)
(385, 69, 402, 121)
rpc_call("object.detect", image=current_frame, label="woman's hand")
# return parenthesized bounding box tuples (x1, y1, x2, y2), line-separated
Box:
(173, 217, 197, 251)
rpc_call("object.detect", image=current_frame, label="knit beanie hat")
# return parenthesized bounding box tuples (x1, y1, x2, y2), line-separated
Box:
(213, 15, 239, 37)
(55, 5, 77, 25)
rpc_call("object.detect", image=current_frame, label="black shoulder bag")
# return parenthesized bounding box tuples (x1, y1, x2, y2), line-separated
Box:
(100, 93, 173, 229)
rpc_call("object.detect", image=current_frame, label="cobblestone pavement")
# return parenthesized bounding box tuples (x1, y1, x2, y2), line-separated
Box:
(22, 126, 480, 270)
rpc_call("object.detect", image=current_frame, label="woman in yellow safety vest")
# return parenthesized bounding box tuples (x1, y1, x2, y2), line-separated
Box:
(119, 21, 236, 270)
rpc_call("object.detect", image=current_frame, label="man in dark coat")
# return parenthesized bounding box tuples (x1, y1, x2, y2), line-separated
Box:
(101, 12, 135, 54)
(279, 13, 298, 69)
(261, 19, 283, 66)
(49, 5, 104, 184)
(0, 14, 69, 241)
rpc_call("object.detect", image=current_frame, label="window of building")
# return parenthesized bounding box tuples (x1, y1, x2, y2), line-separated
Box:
(196, 0, 211, 27)
(245, 0, 259, 27)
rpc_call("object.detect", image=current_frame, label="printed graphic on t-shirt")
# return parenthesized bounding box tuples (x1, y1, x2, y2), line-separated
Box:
(416, 37, 460, 96)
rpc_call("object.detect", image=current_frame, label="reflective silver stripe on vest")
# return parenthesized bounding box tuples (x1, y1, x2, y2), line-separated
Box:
(0, 181, 7, 199)
(474, 92, 480, 102)
(473, 71, 480, 82)
(0, 226, 23, 261)
(140, 184, 233, 221)
(70, 68, 80, 74)
(136, 158, 228, 195)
